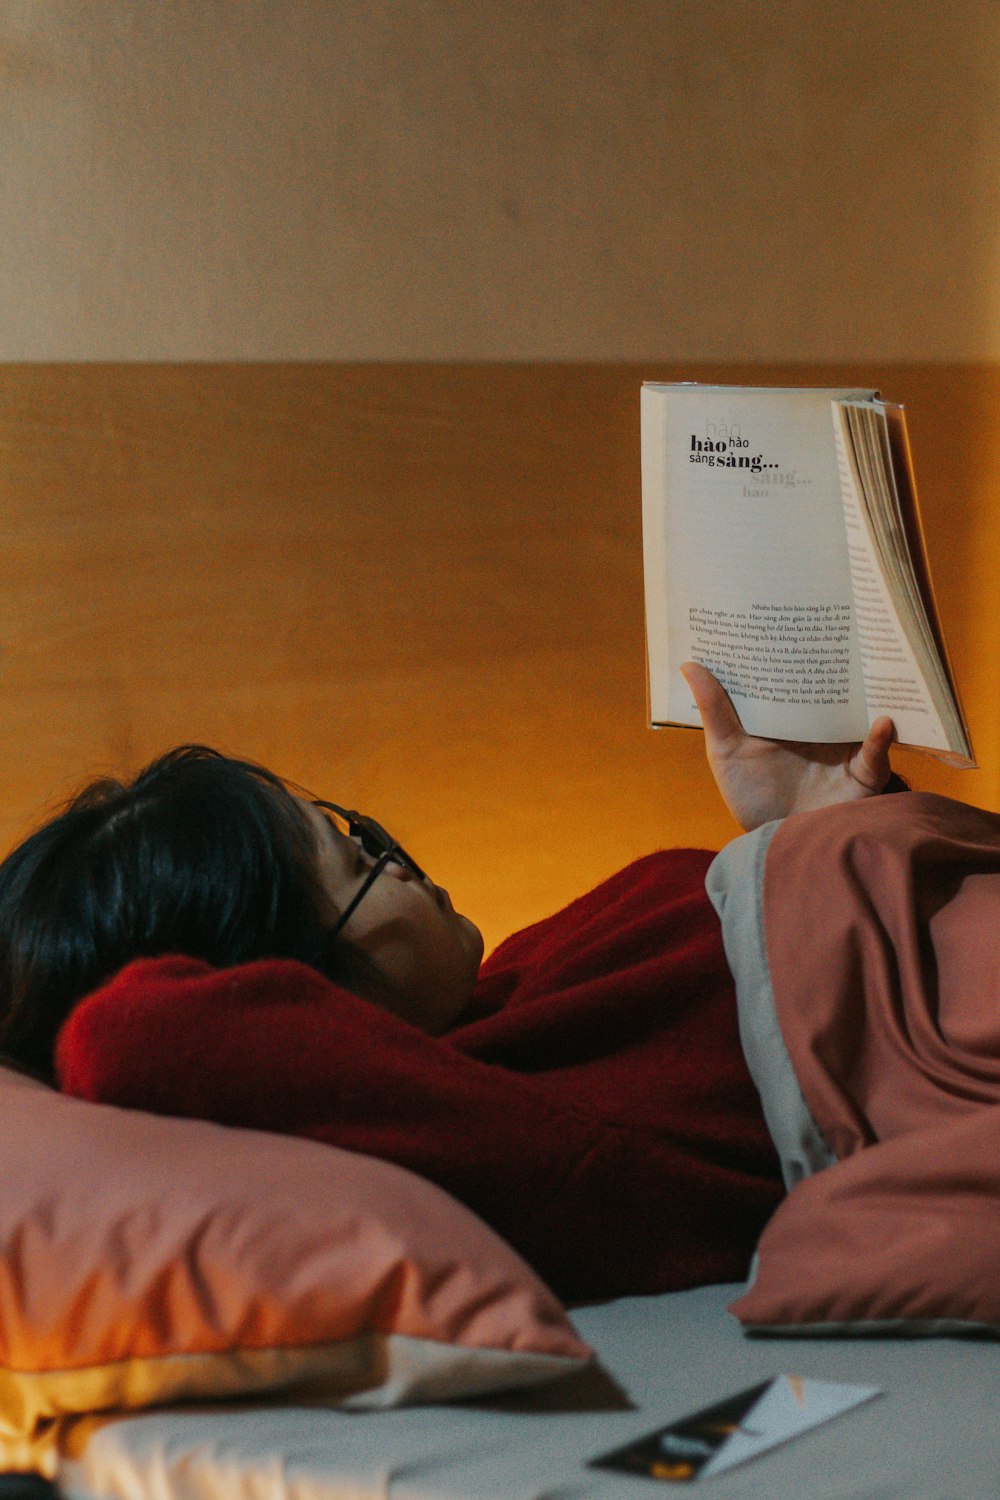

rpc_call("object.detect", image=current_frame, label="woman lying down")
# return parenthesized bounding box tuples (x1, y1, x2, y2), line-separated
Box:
(0, 663, 951, 1306)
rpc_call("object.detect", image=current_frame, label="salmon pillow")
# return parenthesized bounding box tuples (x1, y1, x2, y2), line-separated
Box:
(0, 1065, 590, 1468)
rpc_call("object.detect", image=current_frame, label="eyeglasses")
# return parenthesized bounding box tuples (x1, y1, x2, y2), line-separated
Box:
(312, 801, 427, 939)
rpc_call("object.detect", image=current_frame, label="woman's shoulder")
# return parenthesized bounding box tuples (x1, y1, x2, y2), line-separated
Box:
(464, 848, 724, 1027)
(485, 848, 717, 962)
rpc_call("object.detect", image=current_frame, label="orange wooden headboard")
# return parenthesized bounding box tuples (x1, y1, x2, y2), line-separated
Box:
(0, 363, 995, 952)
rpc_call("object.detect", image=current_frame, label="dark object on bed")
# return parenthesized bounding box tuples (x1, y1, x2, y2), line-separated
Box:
(0, 1476, 59, 1498)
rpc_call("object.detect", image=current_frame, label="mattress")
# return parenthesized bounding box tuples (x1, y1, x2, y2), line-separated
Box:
(57, 1283, 1000, 1499)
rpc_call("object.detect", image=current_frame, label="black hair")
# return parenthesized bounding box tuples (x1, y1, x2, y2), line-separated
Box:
(0, 745, 338, 1080)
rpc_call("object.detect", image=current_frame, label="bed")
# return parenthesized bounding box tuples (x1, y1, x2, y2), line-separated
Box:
(55, 1285, 1000, 1500)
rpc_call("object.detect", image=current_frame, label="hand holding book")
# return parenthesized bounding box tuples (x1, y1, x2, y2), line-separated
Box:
(681, 661, 897, 831)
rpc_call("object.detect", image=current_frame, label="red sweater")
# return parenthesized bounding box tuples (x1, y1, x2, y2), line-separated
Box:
(57, 850, 783, 1304)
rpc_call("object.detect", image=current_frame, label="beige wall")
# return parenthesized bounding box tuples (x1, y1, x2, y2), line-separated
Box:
(2, 0, 999, 361)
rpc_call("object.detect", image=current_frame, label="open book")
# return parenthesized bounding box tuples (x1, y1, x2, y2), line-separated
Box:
(641, 383, 974, 766)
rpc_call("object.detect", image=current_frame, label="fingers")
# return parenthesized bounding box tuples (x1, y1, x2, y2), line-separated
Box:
(680, 662, 745, 744)
(852, 716, 897, 791)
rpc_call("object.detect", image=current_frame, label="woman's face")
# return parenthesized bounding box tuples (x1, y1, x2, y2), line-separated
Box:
(300, 800, 484, 1034)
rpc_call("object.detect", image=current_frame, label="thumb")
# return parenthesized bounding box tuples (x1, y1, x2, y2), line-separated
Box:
(852, 716, 896, 791)
(680, 662, 744, 744)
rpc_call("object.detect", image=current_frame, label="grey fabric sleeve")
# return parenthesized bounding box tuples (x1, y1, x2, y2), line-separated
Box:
(706, 826, 837, 1188)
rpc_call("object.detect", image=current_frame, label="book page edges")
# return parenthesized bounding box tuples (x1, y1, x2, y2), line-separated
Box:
(879, 403, 975, 767)
(641, 385, 694, 727)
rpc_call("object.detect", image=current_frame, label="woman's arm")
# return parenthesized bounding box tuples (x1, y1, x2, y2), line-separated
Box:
(681, 661, 898, 832)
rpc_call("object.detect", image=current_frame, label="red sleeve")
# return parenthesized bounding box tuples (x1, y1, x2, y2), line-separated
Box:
(57, 884, 782, 1305)
(55, 955, 602, 1285)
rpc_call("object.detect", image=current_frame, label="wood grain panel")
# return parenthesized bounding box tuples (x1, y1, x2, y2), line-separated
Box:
(0, 364, 997, 952)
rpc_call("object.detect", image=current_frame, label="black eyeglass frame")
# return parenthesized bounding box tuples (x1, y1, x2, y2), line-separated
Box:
(312, 800, 427, 939)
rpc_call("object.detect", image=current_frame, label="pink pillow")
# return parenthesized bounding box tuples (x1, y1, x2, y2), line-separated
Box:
(0, 1065, 591, 1466)
(730, 1111, 1000, 1335)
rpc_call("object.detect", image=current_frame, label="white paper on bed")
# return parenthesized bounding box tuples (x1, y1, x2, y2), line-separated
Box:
(702, 1375, 881, 1477)
(591, 1374, 881, 1481)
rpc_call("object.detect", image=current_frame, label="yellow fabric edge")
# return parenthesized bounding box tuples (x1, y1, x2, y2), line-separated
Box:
(0, 1337, 378, 1440)
(0, 1332, 585, 1467)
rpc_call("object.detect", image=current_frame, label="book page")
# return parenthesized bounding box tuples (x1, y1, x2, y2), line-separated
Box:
(642, 385, 874, 741)
(833, 404, 954, 752)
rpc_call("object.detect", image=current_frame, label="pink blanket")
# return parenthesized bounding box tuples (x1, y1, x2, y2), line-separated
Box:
(727, 792, 1000, 1330)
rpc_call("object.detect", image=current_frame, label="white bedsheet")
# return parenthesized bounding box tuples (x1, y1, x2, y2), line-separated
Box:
(58, 1283, 1000, 1499)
